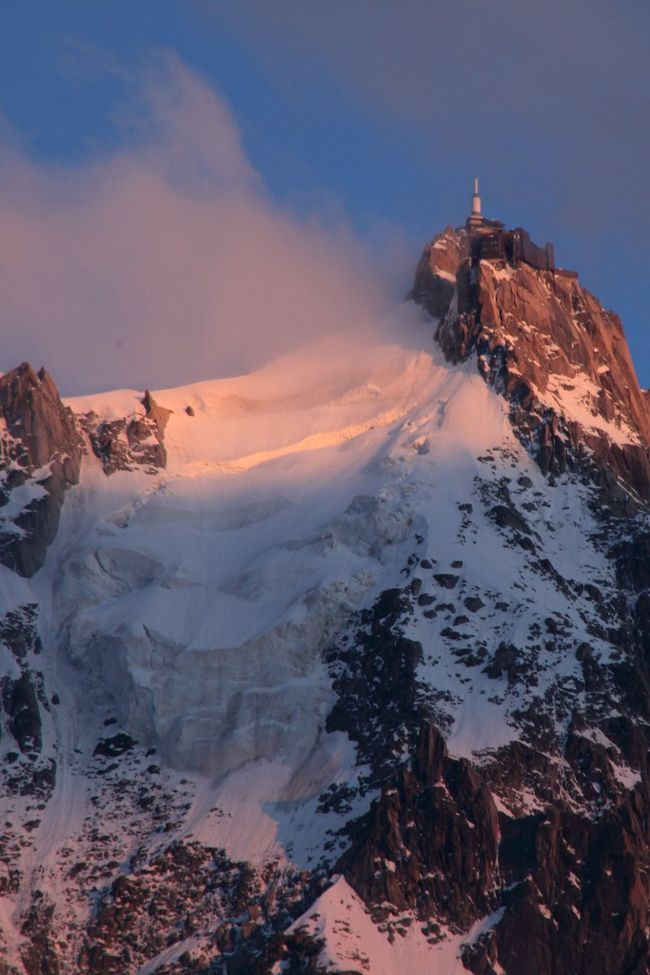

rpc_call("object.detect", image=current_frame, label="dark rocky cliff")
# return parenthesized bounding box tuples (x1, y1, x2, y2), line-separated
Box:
(0, 364, 82, 576)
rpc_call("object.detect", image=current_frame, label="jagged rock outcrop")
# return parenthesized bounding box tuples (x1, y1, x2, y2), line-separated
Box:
(470, 799, 650, 975)
(0, 363, 82, 576)
(339, 723, 500, 932)
(409, 226, 467, 320)
(83, 390, 171, 475)
(0, 363, 172, 575)
(411, 227, 650, 513)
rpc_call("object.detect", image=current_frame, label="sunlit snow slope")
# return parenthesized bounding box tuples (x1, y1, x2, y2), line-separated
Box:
(56, 308, 510, 810)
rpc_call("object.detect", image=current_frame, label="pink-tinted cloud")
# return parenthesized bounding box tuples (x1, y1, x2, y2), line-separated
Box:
(0, 55, 391, 394)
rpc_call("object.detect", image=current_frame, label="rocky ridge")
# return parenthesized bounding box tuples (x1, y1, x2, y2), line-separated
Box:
(82, 389, 172, 476)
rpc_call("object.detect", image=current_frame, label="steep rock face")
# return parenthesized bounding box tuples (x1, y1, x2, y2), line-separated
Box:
(0, 364, 82, 576)
(411, 227, 650, 513)
(325, 585, 424, 782)
(339, 724, 500, 933)
(0, 603, 57, 942)
(0, 605, 53, 785)
(308, 227, 650, 972)
(470, 801, 650, 975)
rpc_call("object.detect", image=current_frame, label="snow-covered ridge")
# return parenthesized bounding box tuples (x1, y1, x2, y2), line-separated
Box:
(68, 322, 450, 471)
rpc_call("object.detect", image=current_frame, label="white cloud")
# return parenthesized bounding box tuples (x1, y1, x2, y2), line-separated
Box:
(0, 54, 390, 394)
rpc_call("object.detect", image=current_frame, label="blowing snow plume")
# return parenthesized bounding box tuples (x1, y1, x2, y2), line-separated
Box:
(0, 54, 389, 395)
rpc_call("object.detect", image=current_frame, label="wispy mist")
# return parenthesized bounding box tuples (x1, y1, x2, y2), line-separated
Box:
(0, 56, 392, 395)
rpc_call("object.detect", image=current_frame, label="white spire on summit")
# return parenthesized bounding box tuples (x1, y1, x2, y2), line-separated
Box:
(467, 176, 486, 229)
(472, 176, 482, 217)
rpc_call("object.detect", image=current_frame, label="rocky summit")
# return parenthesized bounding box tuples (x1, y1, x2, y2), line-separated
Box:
(0, 201, 649, 974)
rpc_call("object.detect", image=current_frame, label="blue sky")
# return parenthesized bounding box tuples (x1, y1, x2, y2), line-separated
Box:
(1, 1, 648, 388)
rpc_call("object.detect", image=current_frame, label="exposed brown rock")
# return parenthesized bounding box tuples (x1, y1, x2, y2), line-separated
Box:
(76, 840, 310, 975)
(466, 795, 650, 975)
(411, 227, 650, 512)
(323, 505, 650, 974)
(338, 722, 499, 930)
(6, 222, 650, 975)
(85, 390, 171, 475)
(141, 389, 172, 434)
(0, 363, 82, 575)
(408, 226, 468, 319)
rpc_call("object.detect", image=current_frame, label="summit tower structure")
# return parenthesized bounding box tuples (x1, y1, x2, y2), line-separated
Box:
(462, 178, 556, 272)
(467, 176, 485, 228)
